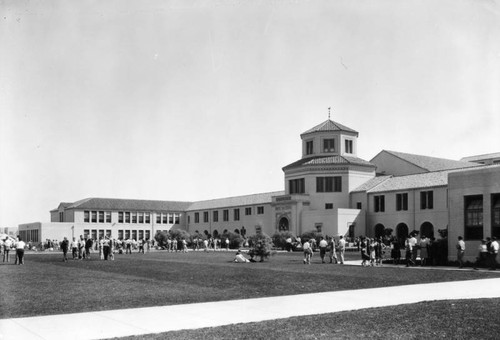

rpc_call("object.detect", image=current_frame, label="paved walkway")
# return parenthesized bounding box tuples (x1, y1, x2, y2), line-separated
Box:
(1, 275, 500, 340)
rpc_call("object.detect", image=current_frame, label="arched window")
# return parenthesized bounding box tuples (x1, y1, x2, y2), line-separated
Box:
(374, 224, 385, 239)
(396, 223, 409, 246)
(279, 217, 289, 231)
(420, 222, 434, 239)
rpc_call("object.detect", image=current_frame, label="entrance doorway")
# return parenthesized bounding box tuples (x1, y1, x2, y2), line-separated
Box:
(279, 217, 289, 231)
(420, 222, 434, 239)
(396, 223, 409, 246)
(374, 224, 385, 239)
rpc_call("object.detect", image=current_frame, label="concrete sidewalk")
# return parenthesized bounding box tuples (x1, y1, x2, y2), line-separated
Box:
(1, 278, 500, 340)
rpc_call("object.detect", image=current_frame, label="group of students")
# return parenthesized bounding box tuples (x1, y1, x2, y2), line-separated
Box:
(1, 236, 26, 265)
(303, 235, 347, 265)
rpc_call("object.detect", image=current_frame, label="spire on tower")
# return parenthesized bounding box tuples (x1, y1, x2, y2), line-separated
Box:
(328, 107, 331, 120)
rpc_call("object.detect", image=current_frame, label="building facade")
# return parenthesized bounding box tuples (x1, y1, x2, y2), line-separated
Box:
(19, 118, 500, 262)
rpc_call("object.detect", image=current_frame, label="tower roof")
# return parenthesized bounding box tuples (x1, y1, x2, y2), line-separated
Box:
(301, 119, 358, 137)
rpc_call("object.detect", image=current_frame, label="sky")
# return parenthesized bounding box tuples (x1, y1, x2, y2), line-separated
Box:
(1, 0, 499, 229)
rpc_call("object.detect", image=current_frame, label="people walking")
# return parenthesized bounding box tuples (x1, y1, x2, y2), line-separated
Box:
(318, 237, 328, 263)
(303, 239, 312, 264)
(15, 236, 26, 265)
(61, 237, 69, 262)
(3, 237, 12, 262)
(337, 235, 346, 264)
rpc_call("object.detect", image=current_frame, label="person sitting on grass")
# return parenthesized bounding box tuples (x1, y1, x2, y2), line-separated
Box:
(234, 250, 250, 263)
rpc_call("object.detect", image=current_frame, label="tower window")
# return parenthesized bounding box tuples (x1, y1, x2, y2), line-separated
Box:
(345, 139, 353, 154)
(323, 139, 335, 153)
(306, 140, 314, 155)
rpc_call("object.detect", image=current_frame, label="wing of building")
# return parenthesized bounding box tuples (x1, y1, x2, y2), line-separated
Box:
(18, 117, 500, 263)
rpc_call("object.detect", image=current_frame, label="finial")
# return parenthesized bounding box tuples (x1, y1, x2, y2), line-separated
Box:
(328, 107, 331, 120)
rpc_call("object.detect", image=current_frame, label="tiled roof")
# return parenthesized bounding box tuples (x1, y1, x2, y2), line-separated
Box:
(380, 150, 480, 172)
(368, 171, 451, 193)
(351, 176, 392, 193)
(64, 198, 192, 212)
(283, 155, 375, 171)
(460, 152, 500, 162)
(301, 119, 358, 136)
(186, 191, 285, 211)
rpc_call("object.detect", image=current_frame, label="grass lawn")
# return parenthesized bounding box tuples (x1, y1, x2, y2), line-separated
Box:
(116, 298, 500, 340)
(1, 250, 498, 320)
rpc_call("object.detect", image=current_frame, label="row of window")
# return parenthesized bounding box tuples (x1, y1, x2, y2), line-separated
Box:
(192, 206, 265, 224)
(83, 229, 152, 241)
(373, 191, 434, 213)
(83, 211, 180, 224)
(305, 139, 354, 155)
(289, 176, 343, 194)
(464, 194, 500, 240)
(19, 229, 39, 243)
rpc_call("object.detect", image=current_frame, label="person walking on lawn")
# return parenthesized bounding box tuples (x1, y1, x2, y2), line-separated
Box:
(328, 236, 338, 264)
(318, 237, 328, 263)
(456, 236, 466, 268)
(60, 237, 69, 262)
(490, 237, 499, 270)
(303, 240, 312, 264)
(337, 235, 346, 264)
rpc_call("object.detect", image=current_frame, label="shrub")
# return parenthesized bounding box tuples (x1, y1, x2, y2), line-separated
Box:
(300, 230, 324, 245)
(220, 231, 244, 249)
(271, 231, 294, 250)
(247, 232, 273, 261)
(154, 231, 169, 248)
(170, 229, 191, 244)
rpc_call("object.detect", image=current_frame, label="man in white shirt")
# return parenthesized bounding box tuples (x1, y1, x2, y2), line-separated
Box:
(456, 236, 465, 268)
(303, 240, 312, 264)
(16, 236, 26, 265)
(3, 237, 13, 262)
(318, 237, 328, 263)
(337, 235, 346, 264)
(490, 237, 499, 270)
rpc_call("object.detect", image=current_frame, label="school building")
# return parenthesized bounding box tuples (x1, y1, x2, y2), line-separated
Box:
(18, 118, 500, 261)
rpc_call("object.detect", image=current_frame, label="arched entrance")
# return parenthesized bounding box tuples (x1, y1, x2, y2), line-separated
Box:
(396, 223, 409, 246)
(374, 224, 385, 239)
(278, 217, 289, 232)
(420, 222, 434, 239)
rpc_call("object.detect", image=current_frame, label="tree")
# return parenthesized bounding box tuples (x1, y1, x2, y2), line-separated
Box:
(300, 230, 323, 245)
(170, 229, 191, 244)
(247, 232, 273, 261)
(220, 230, 244, 249)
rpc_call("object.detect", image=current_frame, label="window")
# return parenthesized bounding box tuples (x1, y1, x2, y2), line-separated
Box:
(213, 211, 219, 222)
(175, 214, 180, 224)
(345, 139, 353, 154)
(492, 194, 500, 238)
(84, 211, 90, 223)
(356, 202, 362, 209)
(162, 213, 167, 224)
(289, 178, 305, 194)
(91, 211, 97, 223)
(245, 207, 252, 216)
(156, 213, 161, 224)
(257, 206, 264, 214)
(106, 211, 111, 223)
(194, 212, 200, 223)
(118, 212, 124, 223)
(169, 214, 174, 224)
(203, 211, 209, 223)
(138, 213, 144, 224)
(234, 209, 240, 221)
(374, 195, 385, 212)
(316, 176, 342, 192)
(420, 191, 434, 210)
(323, 139, 335, 153)
(99, 211, 104, 223)
(396, 193, 408, 211)
(465, 195, 483, 240)
(223, 210, 229, 222)
(59, 211, 64, 222)
(325, 203, 333, 210)
(84, 229, 89, 238)
(125, 212, 130, 223)
(131, 212, 137, 224)
(145, 213, 150, 224)
(306, 140, 314, 155)
(315, 224, 322, 232)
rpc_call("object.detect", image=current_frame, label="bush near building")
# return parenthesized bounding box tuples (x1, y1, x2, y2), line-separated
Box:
(271, 231, 295, 250)
(247, 232, 273, 261)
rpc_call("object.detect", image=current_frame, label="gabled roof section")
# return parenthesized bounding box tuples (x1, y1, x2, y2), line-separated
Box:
(461, 152, 500, 163)
(64, 198, 192, 212)
(50, 202, 74, 212)
(351, 176, 392, 193)
(301, 119, 358, 137)
(377, 150, 480, 172)
(283, 155, 375, 171)
(186, 191, 285, 211)
(368, 171, 451, 193)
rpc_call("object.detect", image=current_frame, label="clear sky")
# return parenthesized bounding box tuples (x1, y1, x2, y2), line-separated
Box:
(1, 0, 499, 229)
